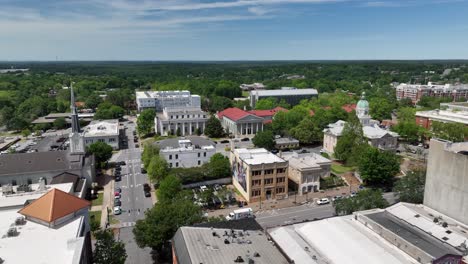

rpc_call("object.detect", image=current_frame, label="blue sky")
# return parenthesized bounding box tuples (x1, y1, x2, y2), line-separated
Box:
(0, 0, 467, 60)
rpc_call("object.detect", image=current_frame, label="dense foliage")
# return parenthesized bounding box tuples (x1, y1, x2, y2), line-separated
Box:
(137, 109, 156, 137)
(93, 229, 127, 264)
(393, 170, 426, 204)
(204, 115, 225, 138)
(357, 147, 400, 186)
(252, 130, 275, 150)
(334, 189, 389, 215)
(86, 141, 113, 168)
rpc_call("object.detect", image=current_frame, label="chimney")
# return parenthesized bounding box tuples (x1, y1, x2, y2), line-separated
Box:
(38, 177, 46, 191)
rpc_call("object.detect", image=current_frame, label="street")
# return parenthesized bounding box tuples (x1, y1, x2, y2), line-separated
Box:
(255, 192, 397, 229)
(111, 120, 153, 264)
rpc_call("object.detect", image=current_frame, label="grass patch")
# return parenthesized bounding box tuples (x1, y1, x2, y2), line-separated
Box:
(110, 215, 120, 225)
(91, 193, 104, 207)
(331, 164, 355, 174)
(89, 210, 102, 232)
(241, 91, 249, 97)
(320, 175, 346, 189)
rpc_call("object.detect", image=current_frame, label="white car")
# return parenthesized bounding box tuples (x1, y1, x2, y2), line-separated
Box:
(200, 185, 208, 192)
(317, 198, 330, 205)
(114, 206, 122, 215)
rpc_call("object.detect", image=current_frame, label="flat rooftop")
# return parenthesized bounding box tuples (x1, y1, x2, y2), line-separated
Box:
(155, 136, 215, 151)
(173, 226, 289, 264)
(281, 152, 331, 170)
(83, 119, 119, 137)
(251, 88, 318, 97)
(234, 148, 286, 165)
(0, 183, 74, 209)
(0, 209, 85, 264)
(416, 109, 468, 125)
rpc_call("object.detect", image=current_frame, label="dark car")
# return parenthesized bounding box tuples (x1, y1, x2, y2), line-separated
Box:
(133, 138, 138, 143)
(241, 138, 250, 142)
(115, 167, 122, 171)
(220, 140, 229, 144)
(212, 196, 222, 208)
(143, 183, 151, 197)
(115, 175, 121, 181)
(115, 171, 121, 176)
(114, 200, 122, 206)
(135, 144, 139, 148)
(115, 187, 122, 193)
(118, 161, 126, 166)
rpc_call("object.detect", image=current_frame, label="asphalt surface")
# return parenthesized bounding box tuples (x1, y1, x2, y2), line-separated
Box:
(112, 121, 153, 264)
(255, 192, 397, 229)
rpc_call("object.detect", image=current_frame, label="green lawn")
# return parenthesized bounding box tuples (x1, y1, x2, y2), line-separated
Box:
(241, 91, 249, 97)
(89, 210, 102, 223)
(331, 164, 356, 174)
(91, 193, 104, 207)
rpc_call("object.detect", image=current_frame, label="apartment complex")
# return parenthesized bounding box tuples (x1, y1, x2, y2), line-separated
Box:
(82, 119, 120, 150)
(281, 152, 332, 195)
(415, 102, 468, 129)
(136, 90, 201, 112)
(230, 148, 288, 203)
(396, 82, 468, 104)
(155, 137, 215, 168)
(250, 87, 318, 108)
(155, 107, 209, 136)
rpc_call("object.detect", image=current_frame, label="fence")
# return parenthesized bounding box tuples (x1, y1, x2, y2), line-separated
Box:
(182, 177, 232, 189)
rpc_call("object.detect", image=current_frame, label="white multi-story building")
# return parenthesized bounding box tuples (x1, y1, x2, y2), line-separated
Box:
(82, 119, 120, 150)
(280, 152, 332, 195)
(136, 90, 201, 112)
(155, 107, 209, 136)
(250, 87, 318, 108)
(155, 137, 215, 168)
(239, 83, 266, 91)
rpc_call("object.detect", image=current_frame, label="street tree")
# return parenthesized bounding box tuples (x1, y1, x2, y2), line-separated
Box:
(431, 121, 468, 142)
(85, 94, 102, 109)
(157, 174, 182, 202)
(334, 115, 366, 164)
(93, 229, 127, 264)
(133, 198, 203, 251)
(289, 117, 316, 144)
(142, 144, 160, 169)
(204, 153, 231, 179)
(204, 116, 224, 138)
(147, 155, 169, 183)
(334, 189, 389, 215)
(393, 170, 426, 203)
(358, 147, 400, 186)
(87, 141, 113, 168)
(255, 97, 277, 110)
(252, 130, 275, 150)
(137, 109, 156, 137)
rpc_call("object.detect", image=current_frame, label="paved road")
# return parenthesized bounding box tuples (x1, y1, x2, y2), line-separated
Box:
(112, 121, 153, 264)
(255, 192, 397, 229)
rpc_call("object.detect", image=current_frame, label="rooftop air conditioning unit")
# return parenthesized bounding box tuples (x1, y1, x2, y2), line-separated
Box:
(7, 227, 18, 237)
(15, 216, 26, 226)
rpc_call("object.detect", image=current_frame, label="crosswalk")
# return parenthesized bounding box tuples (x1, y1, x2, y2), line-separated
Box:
(118, 221, 136, 228)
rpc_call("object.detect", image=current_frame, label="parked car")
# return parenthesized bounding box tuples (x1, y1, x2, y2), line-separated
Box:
(143, 183, 151, 197)
(114, 193, 121, 199)
(241, 138, 250, 142)
(220, 140, 229, 144)
(118, 161, 126, 166)
(115, 175, 121, 181)
(135, 144, 139, 148)
(214, 184, 221, 191)
(114, 206, 122, 215)
(115, 187, 122, 193)
(114, 200, 122, 206)
(200, 185, 208, 192)
(317, 198, 330, 205)
(114, 197, 120, 204)
(115, 167, 122, 171)
(332, 195, 342, 202)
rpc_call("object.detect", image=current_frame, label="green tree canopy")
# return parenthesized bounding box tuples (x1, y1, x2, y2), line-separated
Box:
(85, 94, 102, 109)
(204, 116, 225, 138)
(334, 115, 366, 164)
(157, 174, 182, 203)
(142, 144, 160, 169)
(87, 141, 113, 168)
(252, 130, 275, 150)
(133, 198, 203, 251)
(53, 117, 67, 129)
(255, 97, 277, 110)
(204, 153, 231, 179)
(393, 170, 426, 204)
(289, 117, 316, 144)
(358, 147, 400, 186)
(137, 109, 156, 137)
(369, 97, 393, 121)
(93, 229, 127, 264)
(334, 189, 389, 215)
(94, 102, 125, 120)
(431, 121, 468, 142)
(147, 155, 169, 183)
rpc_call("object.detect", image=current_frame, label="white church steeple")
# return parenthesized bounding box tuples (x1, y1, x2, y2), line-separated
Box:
(69, 82, 85, 155)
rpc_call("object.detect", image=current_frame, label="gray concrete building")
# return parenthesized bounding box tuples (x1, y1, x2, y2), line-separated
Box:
(424, 139, 468, 225)
(155, 107, 208, 136)
(249, 87, 318, 108)
(136, 90, 201, 112)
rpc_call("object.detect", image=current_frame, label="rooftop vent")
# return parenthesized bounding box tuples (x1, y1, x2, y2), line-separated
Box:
(253, 252, 260, 257)
(15, 216, 26, 226)
(224, 239, 230, 244)
(7, 227, 18, 237)
(442, 237, 449, 241)
(234, 256, 244, 263)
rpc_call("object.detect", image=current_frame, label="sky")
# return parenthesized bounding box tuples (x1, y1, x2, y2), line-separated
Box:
(0, 0, 468, 60)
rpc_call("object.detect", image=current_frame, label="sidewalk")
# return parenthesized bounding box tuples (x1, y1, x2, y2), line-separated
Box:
(97, 172, 114, 229)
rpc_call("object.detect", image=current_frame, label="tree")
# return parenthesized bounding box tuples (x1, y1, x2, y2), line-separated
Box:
(85, 94, 102, 109)
(87, 141, 113, 168)
(392, 122, 426, 143)
(93, 229, 127, 264)
(147, 155, 169, 183)
(431, 121, 468, 142)
(358, 147, 400, 186)
(334, 115, 366, 164)
(137, 109, 156, 137)
(369, 97, 393, 121)
(133, 198, 203, 251)
(204, 153, 231, 179)
(255, 97, 277, 110)
(334, 189, 389, 215)
(53, 117, 67, 129)
(393, 169, 426, 204)
(252, 130, 275, 150)
(21, 129, 31, 137)
(204, 116, 224, 138)
(142, 144, 160, 169)
(157, 174, 182, 202)
(94, 102, 125, 120)
(207, 96, 233, 112)
(289, 117, 316, 144)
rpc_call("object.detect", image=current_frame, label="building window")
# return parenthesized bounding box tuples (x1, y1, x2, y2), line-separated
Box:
(265, 169, 274, 175)
(169, 155, 172, 160)
(264, 178, 273, 185)
(109, 138, 115, 142)
(276, 187, 285, 194)
(175, 154, 178, 159)
(252, 190, 261, 197)
(252, 179, 261, 186)
(12, 180, 17, 186)
(198, 160, 201, 165)
(98, 139, 104, 142)
(176, 162, 179, 167)
(203, 152, 206, 157)
(277, 168, 285, 174)
(252, 170, 262, 176)
(277, 177, 285, 183)
(182, 115, 184, 118)
(176, 115, 179, 119)
(198, 153, 200, 157)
